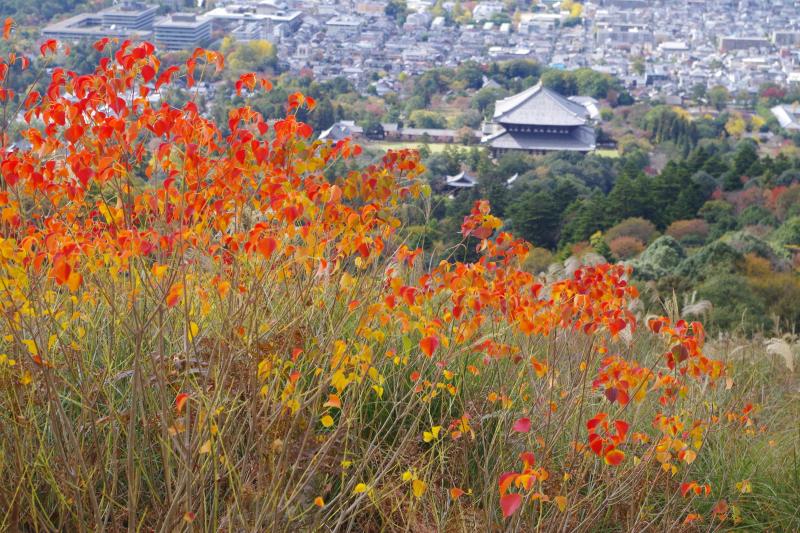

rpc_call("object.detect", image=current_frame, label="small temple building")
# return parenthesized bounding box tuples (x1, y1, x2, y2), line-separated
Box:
(482, 83, 598, 157)
(444, 170, 478, 189)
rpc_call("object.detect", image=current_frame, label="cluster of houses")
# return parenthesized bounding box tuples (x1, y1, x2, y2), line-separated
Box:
(42, 0, 800, 101)
(584, 0, 800, 102)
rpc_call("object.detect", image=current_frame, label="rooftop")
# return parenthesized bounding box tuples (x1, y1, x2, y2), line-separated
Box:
(492, 83, 591, 127)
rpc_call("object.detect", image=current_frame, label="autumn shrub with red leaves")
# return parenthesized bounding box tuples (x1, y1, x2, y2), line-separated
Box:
(0, 22, 794, 532)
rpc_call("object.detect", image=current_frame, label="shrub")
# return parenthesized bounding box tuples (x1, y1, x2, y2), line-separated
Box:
(722, 231, 788, 269)
(773, 184, 800, 220)
(608, 235, 645, 259)
(523, 246, 554, 273)
(744, 255, 800, 330)
(772, 216, 800, 250)
(696, 274, 770, 333)
(666, 219, 710, 246)
(699, 200, 738, 239)
(739, 205, 778, 227)
(605, 217, 658, 244)
(630, 235, 686, 280)
(676, 241, 744, 282)
(0, 26, 789, 532)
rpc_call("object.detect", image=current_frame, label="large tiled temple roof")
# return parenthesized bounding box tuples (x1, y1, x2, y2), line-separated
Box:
(492, 82, 590, 127)
(483, 125, 596, 152)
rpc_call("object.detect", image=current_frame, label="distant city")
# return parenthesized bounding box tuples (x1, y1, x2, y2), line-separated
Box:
(39, 0, 800, 101)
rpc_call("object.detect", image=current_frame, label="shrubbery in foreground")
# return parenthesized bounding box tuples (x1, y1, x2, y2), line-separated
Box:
(0, 25, 796, 531)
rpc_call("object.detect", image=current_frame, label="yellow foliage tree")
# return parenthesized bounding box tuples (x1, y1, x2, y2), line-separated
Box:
(725, 112, 746, 137)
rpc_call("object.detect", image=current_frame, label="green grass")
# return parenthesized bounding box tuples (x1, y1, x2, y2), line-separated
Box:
(366, 141, 453, 153)
(596, 149, 620, 158)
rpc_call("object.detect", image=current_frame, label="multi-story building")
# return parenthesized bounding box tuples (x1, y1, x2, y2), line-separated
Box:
(719, 36, 771, 52)
(42, 1, 157, 42)
(154, 13, 212, 51)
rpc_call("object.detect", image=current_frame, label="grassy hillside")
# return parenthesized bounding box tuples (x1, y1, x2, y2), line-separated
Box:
(0, 30, 797, 532)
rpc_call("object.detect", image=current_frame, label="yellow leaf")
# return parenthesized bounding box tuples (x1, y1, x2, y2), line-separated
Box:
(554, 495, 567, 512)
(371, 384, 384, 398)
(402, 470, 413, 482)
(199, 439, 212, 454)
(22, 339, 37, 356)
(66, 271, 82, 292)
(412, 479, 427, 498)
(151, 263, 168, 279)
(188, 321, 199, 341)
(20, 371, 32, 386)
(423, 425, 442, 443)
(353, 483, 368, 494)
(736, 479, 752, 494)
(321, 415, 334, 428)
(341, 460, 352, 469)
(683, 449, 697, 465)
(314, 496, 325, 507)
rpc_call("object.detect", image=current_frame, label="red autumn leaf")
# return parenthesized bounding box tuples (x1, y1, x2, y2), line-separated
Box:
(608, 317, 627, 336)
(500, 493, 522, 518)
(93, 37, 110, 51)
(470, 226, 493, 240)
(512, 417, 531, 433)
(141, 64, 156, 83)
(614, 420, 629, 437)
(64, 124, 84, 145)
(40, 39, 58, 56)
(419, 335, 439, 357)
(297, 122, 313, 138)
(519, 451, 535, 468)
(604, 448, 625, 466)
(155, 66, 179, 90)
(175, 393, 190, 414)
(588, 434, 604, 456)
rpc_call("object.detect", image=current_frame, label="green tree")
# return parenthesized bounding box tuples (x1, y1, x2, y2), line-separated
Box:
(507, 189, 563, 248)
(311, 99, 336, 131)
(708, 85, 730, 111)
(408, 110, 448, 129)
(385, 0, 409, 24)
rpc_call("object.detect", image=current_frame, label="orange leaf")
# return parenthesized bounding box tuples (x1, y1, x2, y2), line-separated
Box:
(419, 335, 439, 357)
(554, 495, 567, 512)
(450, 487, 465, 499)
(258, 237, 277, 259)
(175, 393, 190, 414)
(51, 257, 71, 285)
(3, 18, 12, 39)
(323, 394, 341, 409)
